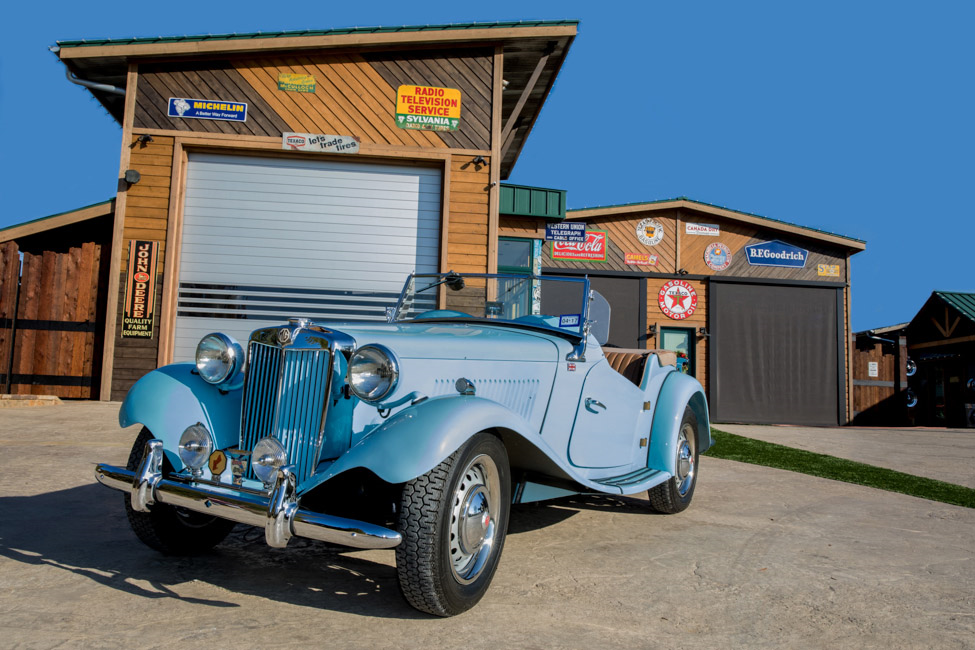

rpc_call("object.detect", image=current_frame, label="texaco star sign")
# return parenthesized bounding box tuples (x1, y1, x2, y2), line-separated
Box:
(658, 280, 698, 320)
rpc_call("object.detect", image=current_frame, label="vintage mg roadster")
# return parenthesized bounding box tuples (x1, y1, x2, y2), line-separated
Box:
(95, 272, 711, 616)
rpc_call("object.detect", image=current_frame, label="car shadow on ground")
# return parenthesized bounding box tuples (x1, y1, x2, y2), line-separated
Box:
(0, 484, 659, 619)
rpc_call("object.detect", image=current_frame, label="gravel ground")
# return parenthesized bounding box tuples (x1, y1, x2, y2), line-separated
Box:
(0, 402, 972, 649)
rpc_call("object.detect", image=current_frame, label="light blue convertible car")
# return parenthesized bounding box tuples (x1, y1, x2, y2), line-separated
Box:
(95, 272, 711, 616)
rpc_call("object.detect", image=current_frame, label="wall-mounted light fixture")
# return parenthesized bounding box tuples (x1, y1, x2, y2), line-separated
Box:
(648, 324, 657, 336)
(678, 268, 688, 275)
(697, 327, 709, 338)
(136, 134, 154, 145)
(471, 155, 486, 170)
(123, 169, 141, 185)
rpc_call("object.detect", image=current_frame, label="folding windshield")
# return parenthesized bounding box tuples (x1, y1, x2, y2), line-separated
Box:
(390, 273, 590, 339)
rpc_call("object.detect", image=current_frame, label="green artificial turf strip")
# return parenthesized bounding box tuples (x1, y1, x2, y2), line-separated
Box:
(703, 429, 975, 509)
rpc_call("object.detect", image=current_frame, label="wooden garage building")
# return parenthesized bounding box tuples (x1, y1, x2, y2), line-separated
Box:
(500, 197, 866, 426)
(50, 21, 577, 400)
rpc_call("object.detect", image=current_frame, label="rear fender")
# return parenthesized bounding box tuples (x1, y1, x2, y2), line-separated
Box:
(299, 395, 539, 493)
(118, 363, 244, 471)
(647, 372, 711, 475)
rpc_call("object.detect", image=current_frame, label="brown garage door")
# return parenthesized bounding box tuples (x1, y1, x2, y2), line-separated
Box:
(710, 281, 843, 426)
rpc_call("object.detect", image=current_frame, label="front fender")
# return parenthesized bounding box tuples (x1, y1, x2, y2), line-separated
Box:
(300, 395, 538, 493)
(647, 372, 711, 475)
(118, 363, 243, 470)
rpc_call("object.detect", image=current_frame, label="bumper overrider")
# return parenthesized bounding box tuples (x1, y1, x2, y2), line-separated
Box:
(95, 438, 402, 550)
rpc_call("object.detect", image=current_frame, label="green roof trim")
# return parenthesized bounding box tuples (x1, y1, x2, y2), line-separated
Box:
(934, 292, 975, 324)
(567, 196, 866, 245)
(56, 20, 579, 48)
(0, 198, 114, 236)
(500, 183, 566, 220)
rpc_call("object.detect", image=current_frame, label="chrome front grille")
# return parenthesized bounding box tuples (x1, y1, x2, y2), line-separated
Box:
(240, 341, 333, 483)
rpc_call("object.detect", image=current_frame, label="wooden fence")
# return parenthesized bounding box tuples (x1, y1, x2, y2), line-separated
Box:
(0, 240, 104, 398)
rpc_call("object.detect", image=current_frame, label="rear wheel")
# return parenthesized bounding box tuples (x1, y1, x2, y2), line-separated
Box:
(395, 432, 511, 616)
(648, 407, 699, 514)
(123, 427, 235, 555)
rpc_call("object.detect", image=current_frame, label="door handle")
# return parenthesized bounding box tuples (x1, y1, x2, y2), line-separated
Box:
(585, 397, 606, 412)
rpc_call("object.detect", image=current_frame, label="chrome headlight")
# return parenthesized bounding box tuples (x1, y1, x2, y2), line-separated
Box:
(195, 333, 241, 384)
(178, 423, 213, 470)
(252, 436, 287, 485)
(348, 344, 398, 402)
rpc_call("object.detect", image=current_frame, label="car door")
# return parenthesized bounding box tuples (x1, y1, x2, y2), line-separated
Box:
(567, 359, 644, 469)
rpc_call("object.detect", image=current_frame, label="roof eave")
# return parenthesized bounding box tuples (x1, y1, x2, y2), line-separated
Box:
(566, 199, 866, 252)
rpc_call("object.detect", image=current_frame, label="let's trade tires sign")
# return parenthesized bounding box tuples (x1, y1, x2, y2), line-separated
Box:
(396, 85, 461, 131)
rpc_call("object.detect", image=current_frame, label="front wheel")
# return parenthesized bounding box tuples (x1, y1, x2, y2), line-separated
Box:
(648, 406, 699, 514)
(123, 427, 236, 555)
(395, 431, 511, 616)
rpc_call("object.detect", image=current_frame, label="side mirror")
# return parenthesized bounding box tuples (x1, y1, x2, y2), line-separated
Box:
(588, 290, 611, 346)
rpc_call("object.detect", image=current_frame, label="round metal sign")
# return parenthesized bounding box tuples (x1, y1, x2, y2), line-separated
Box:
(636, 218, 664, 246)
(658, 280, 698, 320)
(704, 242, 732, 271)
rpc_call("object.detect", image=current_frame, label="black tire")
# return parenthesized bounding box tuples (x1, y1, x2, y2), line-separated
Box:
(648, 407, 699, 514)
(123, 427, 236, 555)
(395, 431, 511, 616)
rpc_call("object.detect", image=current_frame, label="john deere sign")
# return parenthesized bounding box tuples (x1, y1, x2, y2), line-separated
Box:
(395, 85, 461, 131)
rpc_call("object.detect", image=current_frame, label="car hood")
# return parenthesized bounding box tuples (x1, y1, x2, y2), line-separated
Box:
(320, 321, 563, 362)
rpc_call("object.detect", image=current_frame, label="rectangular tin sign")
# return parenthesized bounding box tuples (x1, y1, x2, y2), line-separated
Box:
(122, 240, 159, 339)
(685, 222, 720, 236)
(168, 97, 247, 122)
(817, 263, 841, 277)
(744, 240, 808, 268)
(282, 132, 360, 154)
(395, 84, 461, 131)
(551, 230, 607, 262)
(545, 222, 586, 242)
(625, 252, 658, 266)
(278, 73, 316, 93)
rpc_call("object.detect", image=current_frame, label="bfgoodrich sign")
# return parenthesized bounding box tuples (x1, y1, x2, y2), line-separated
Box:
(744, 240, 808, 268)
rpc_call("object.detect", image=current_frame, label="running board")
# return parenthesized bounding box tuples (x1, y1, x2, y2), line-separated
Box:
(591, 468, 670, 494)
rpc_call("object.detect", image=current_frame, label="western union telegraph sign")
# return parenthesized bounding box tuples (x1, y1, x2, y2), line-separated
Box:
(395, 85, 461, 131)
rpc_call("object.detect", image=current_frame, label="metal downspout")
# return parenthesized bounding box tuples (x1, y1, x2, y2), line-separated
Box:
(62, 67, 126, 96)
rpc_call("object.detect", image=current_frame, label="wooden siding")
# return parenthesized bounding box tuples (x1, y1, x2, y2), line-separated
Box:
(851, 336, 907, 425)
(646, 277, 709, 393)
(543, 210, 680, 274)
(676, 209, 846, 281)
(111, 134, 174, 399)
(499, 215, 544, 238)
(133, 51, 493, 150)
(135, 62, 288, 136)
(447, 154, 492, 273)
(365, 49, 493, 150)
(0, 242, 21, 392)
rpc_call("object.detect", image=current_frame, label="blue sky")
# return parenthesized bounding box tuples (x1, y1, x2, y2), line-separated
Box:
(2, 1, 972, 331)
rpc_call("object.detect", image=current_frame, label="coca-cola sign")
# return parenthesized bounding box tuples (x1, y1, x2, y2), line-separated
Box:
(551, 230, 607, 262)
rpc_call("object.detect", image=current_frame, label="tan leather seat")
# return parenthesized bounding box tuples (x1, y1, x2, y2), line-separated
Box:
(604, 349, 677, 387)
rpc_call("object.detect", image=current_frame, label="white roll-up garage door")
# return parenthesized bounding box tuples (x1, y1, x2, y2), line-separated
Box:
(173, 152, 442, 361)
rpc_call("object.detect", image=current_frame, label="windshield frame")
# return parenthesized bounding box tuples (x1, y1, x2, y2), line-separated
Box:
(388, 272, 592, 342)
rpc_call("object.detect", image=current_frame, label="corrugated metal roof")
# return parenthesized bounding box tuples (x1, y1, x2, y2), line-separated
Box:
(935, 292, 975, 324)
(56, 20, 579, 48)
(566, 196, 866, 246)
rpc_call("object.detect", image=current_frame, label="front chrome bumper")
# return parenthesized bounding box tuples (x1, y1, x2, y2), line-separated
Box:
(95, 438, 401, 550)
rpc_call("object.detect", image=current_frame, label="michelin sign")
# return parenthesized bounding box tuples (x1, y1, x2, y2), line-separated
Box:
(169, 97, 248, 122)
(744, 240, 808, 268)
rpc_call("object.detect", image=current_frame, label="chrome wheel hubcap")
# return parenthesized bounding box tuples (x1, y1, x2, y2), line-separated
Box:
(449, 454, 500, 584)
(675, 424, 695, 497)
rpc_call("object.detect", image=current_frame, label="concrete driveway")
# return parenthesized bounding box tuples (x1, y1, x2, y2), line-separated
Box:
(1, 403, 973, 649)
(718, 423, 975, 489)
